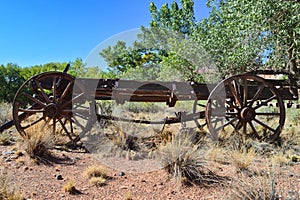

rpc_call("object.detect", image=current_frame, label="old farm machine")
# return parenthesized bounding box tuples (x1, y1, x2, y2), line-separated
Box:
(0, 64, 299, 145)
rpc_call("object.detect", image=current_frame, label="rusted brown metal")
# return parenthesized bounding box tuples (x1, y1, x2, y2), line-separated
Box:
(1, 66, 299, 144)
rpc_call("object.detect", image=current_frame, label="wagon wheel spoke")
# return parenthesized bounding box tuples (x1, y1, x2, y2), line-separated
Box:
(243, 121, 247, 135)
(59, 80, 74, 104)
(253, 95, 276, 110)
(214, 117, 238, 132)
(52, 118, 56, 134)
(255, 112, 281, 116)
(253, 118, 276, 133)
(249, 84, 265, 106)
(18, 108, 44, 113)
(228, 81, 242, 107)
(243, 78, 248, 106)
(34, 78, 50, 104)
(21, 92, 46, 108)
(52, 76, 57, 103)
(21, 116, 45, 130)
(60, 92, 85, 109)
(59, 118, 73, 141)
(248, 121, 261, 139)
(235, 119, 243, 131)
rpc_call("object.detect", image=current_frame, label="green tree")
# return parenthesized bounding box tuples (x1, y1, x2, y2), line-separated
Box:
(195, 0, 300, 76)
(0, 63, 25, 102)
(100, 0, 299, 80)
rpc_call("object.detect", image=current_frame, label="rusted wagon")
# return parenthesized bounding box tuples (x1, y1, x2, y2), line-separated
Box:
(0, 64, 299, 144)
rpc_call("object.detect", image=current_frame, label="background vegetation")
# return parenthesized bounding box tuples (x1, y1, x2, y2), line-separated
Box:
(0, 0, 298, 102)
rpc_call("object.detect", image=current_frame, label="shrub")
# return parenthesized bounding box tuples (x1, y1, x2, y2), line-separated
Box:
(24, 124, 55, 163)
(155, 132, 214, 185)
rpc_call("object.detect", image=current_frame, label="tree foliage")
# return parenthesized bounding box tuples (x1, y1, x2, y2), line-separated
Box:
(100, 0, 299, 80)
(195, 0, 300, 76)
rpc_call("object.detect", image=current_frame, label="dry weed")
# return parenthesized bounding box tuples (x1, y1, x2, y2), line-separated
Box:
(63, 179, 80, 195)
(0, 132, 14, 145)
(83, 165, 109, 187)
(0, 102, 12, 125)
(0, 169, 23, 200)
(230, 148, 256, 172)
(155, 131, 217, 185)
(23, 124, 55, 163)
(83, 165, 108, 179)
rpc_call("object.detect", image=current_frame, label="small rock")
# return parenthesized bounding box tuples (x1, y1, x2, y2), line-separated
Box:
(55, 174, 63, 180)
(119, 171, 125, 176)
(4, 158, 12, 162)
(120, 185, 127, 189)
(23, 166, 29, 171)
(2, 151, 15, 156)
(141, 179, 146, 183)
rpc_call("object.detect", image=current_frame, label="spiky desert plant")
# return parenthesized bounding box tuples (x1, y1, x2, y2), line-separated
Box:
(156, 132, 214, 185)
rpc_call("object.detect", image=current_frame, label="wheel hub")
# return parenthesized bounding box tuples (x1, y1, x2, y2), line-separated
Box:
(240, 107, 256, 122)
(44, 103, 59, 118)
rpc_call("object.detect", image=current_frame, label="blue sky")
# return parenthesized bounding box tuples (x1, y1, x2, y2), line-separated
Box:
(0, 0, 210, 67)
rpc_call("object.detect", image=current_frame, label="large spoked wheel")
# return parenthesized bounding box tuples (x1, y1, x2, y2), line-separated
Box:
(206, 74, 285, 142)
(13, 72, 95, 145)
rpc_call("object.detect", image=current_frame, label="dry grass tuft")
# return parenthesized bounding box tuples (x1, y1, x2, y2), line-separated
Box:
(83, 165, 108, 179)
(0, 169, 23, 200)
(230, 148, 256, 172)
(271, 153, 289, 166)
(206, 146, 227, 164)
(0, 102, 12, 125)
(89, 177, 106, 187)
(0, 132, 14, 146)
(156, 131, 218, 185)
(124, 190, 133, 200)
(24, 124, 55, 163)
(83, 165, 109, 187)
(63, 179, 80, 195)
(230, 166, 281, 200)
